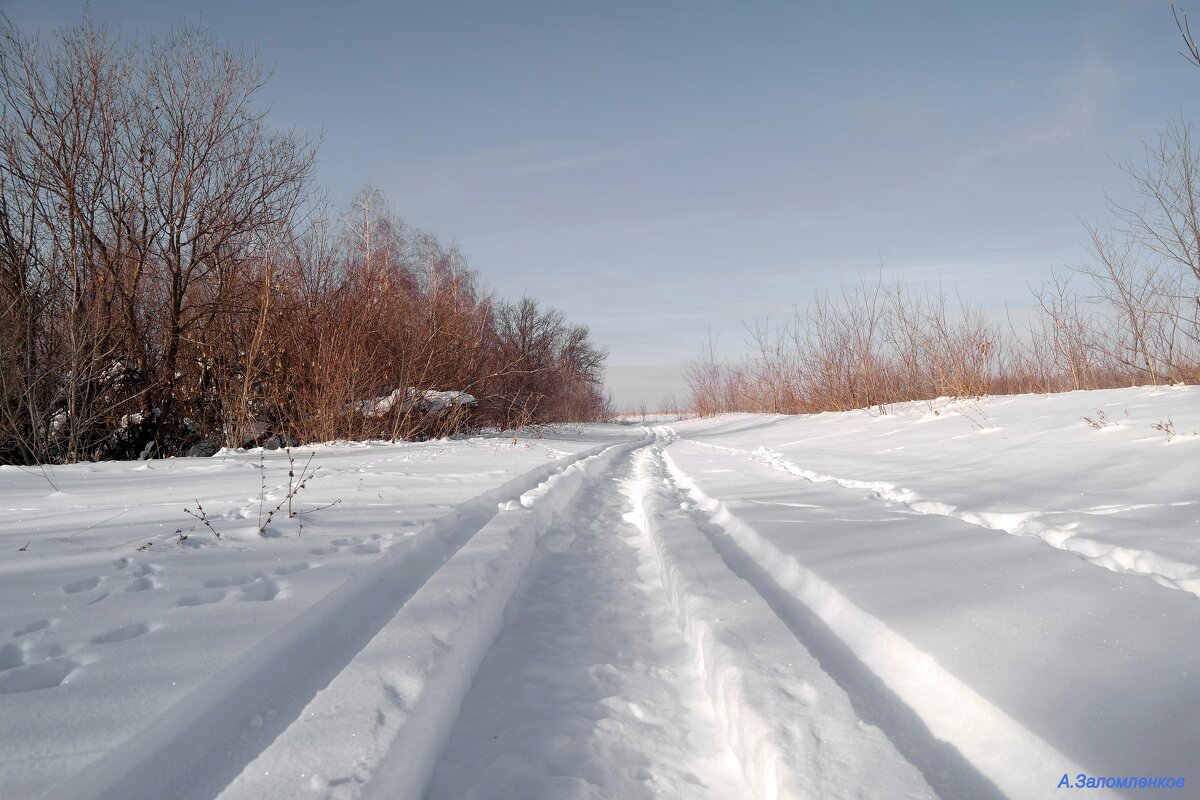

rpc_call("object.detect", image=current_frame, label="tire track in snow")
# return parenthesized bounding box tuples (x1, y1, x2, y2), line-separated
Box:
(690, 440, 1200, 598)
(626, 434, 935, 800)
(218, 438, 648, 800)
(43, 440, 630, 800)
(661, 437, 1089, 800)
(423, 450, 750, 800)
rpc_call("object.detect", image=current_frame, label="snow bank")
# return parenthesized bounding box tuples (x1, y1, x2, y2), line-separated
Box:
(356, 388, 476, 418)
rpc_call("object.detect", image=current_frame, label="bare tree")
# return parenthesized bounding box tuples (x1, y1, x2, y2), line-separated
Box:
(1174, 2, 1200, 69)
(1, 17, 608, 462)
(0, 16, 132, 462)
(127, 25, 316, 447)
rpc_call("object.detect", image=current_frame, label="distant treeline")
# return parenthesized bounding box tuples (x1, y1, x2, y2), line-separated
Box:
(0, 18, 609, 465)
(687, 122, 1200, 416)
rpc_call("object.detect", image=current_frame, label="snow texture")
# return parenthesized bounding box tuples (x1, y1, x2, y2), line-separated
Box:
(0, 386, 1195, 799)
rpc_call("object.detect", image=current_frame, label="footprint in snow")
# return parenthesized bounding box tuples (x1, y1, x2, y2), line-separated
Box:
(0, 641, 80, 694)
(312, 535, 375, 555)
(0, 656, 79, 694)
(90, 622, 153, 645)
(61, 576, 101, 594)
(175, 590, 228, 607)
(273, 562, 311, 576)
(238, 577, 280, 602)
(125, 575, 160, 592)
(0, 642, 23, 670)
(204, 574, 259, 589)
(12, 619, 52, 637)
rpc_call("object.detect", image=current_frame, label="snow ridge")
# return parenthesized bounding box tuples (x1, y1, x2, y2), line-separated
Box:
(222, 438, 646, 800)
(623, 435, 935, 800)
(663, 444, 1092, 800)
(425, 445, 751, 799)
(696, 440, 1200, 599)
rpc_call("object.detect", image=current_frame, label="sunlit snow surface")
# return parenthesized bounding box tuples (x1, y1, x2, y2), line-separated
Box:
(0, 387, 1196, 800)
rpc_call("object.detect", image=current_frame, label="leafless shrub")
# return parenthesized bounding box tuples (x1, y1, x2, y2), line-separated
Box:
(954, 399, 994, 431)
(0, 17, 609, 464)
(258, 448, 337, 536)
(1152, 418, 1178, 441)
(0, 16, 315, 462)
(687, 274, 1007, 417)
(686, 116, 1200, 417)
(183, 500, 222, 540)
(1082, 410, 1115, 429)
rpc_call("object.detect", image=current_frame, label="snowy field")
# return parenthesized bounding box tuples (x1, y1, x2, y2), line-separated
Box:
(0, 386, 1196, 799)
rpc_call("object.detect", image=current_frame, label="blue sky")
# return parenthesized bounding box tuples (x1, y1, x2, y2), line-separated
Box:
(3, 0, 1199, 406)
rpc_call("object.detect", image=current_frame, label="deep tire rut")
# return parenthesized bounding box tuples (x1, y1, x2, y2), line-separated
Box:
(424, 452, 749, 800)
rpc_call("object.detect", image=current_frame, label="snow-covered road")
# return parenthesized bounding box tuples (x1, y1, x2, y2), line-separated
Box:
(424, 450, 751, 800)
(2, 386, 1196, 799)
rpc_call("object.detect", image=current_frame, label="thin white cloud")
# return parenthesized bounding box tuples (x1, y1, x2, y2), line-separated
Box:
(423, 139, 667, 182)
(954, 50, 1122, 173)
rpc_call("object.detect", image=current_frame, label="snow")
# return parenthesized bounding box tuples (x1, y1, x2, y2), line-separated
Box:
(1, 386, 1196, 799)
(356, 388, 477, 418)
(0, 432, 621, 799)
(424, 447, 749, 800)
(663, 386, 1199, 799)
(624, 441, 934, 799)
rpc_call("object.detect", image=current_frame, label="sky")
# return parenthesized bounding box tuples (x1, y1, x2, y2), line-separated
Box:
(2, 0, 1199, 407)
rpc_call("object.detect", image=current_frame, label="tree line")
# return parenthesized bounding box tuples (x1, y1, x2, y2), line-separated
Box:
(0, 18, 609, 465)
(687, 120, 1200, 416)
